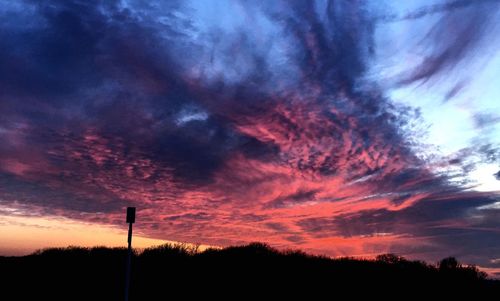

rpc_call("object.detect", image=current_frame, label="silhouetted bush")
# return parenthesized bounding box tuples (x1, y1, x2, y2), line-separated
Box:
(0, 243, 497, 300)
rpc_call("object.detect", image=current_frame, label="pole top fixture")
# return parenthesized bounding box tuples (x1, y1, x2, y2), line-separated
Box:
(126, 207, 136, 223)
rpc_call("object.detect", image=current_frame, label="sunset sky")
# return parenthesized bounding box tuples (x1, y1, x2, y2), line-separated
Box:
(1, 0, 500, 275)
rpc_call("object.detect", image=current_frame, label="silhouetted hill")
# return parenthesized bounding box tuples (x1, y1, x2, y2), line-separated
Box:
(1, 243, 498, 300)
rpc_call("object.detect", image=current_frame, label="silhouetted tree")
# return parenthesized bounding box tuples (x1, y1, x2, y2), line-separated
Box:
(439, 256, 460, 271)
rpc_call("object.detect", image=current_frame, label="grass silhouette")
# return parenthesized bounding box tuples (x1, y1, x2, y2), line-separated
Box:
(1, 242, 498, 300)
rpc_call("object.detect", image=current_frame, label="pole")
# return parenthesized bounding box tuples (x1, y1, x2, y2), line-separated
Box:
(125, 207, 135, 301)
(125, 222, 132, 301)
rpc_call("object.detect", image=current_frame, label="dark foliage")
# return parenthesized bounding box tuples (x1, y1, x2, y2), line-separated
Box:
(0, 243, 497, 300)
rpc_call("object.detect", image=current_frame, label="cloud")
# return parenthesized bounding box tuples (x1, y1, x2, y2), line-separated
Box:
(0, 0, 499, 271)
(392, 0, 500, 86)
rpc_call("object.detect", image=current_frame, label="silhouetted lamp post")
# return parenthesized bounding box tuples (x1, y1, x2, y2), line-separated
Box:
(125, 207, 135, 301)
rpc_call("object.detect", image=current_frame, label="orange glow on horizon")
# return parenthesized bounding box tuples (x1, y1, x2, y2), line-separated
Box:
(0, 214, 205, 256)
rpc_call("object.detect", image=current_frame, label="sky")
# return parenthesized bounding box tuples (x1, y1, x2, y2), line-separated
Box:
(1, 0, 500, 275)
